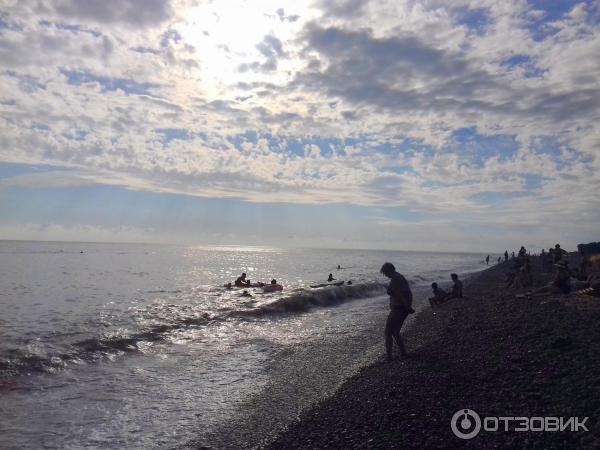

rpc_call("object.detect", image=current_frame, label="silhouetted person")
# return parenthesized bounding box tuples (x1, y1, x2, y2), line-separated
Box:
(486, 255, 490, 265)
(553, 244, 566, 264)
(380, 262, 414, 361)
(235, 272, 249, 287)
(540, 249, 548, 273)
(511, 251, 515, 258)
(518, 246, 527, 258)
(504, 250, 509, 262)
(428, 282, 447, 308)
(263, 278, 283, 292)
(532, 261, 571, 295)
(497, 256, 501, 264)
(446, 273, 463, 300)
(337, 265, 341, 270)
(327, 273, 335, 282)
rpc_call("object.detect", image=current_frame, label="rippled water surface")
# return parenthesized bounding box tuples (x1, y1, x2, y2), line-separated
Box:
(0, 241, 486, 448)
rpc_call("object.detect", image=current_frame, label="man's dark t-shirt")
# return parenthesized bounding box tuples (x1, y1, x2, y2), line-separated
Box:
(452, 279, 463, 298)
(387, 272, 413, 311)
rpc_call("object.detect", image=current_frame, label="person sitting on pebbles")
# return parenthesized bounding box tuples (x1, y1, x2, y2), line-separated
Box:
(572, 255, 600, 293)
(428, 282, 447, 308)
(531, 260, 572, 295)
(444, 273, 463, 300)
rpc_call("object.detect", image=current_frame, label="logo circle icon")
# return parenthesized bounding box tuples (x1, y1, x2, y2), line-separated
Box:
(451, 409, 481, 440)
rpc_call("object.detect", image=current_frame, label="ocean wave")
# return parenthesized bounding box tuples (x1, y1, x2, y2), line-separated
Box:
(0, 283, 386, 378)
(0, 313, 217, 379)
(233, 281, 386, 317)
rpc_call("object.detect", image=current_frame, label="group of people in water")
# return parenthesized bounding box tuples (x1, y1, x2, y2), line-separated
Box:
(223, 272, 283, 295)
(224, 270, 350, 296)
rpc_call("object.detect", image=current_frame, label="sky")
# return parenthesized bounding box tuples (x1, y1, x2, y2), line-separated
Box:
(0, 0, 599, 253)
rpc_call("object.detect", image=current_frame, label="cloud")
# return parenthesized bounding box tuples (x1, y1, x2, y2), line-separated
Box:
(0, 0, 598, 250)
(45, 0, 173, 27)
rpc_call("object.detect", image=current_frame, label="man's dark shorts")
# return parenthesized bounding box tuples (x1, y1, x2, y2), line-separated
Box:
(385, 308, 409, 334)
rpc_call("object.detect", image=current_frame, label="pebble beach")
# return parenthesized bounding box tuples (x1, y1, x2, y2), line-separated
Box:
(265, 259, 600, 449)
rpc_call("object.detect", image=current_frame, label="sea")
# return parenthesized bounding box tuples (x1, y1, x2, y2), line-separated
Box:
(0, 241, 487, 449)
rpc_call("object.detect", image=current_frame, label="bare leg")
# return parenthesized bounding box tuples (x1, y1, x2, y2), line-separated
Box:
(384, 313, 394, 361)
(392, 331, 407, 357)
(385, 332, 394, 361)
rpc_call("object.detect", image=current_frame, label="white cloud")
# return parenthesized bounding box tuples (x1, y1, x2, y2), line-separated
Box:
(0, 0, 598, 248)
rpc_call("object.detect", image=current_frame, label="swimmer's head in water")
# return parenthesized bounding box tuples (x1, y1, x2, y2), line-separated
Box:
(380, 262, 395, 277)
(432, 282, 438, 289)
(271, 279, 277, 284)
(451, 273, 458, 280)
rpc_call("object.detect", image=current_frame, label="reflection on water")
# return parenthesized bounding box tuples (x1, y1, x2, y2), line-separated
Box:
(0, 241, 486, 448)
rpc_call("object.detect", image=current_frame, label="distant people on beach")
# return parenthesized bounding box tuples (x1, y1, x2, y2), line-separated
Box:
(327, 273, 335, 282)
(507, 258, 532, 289)
(552, 244, 567, 265)
(532, 260, 571, 295)
(380, 262, 414, 361)
(518, 246, 527, 258)
(504, 251, 509, 262)
(540, 249, 548, 273)
(428, 282, 447, 308)
(497, 256, 501, 264)
(511, 251, 515, 259)
(486, 255, 490, 265)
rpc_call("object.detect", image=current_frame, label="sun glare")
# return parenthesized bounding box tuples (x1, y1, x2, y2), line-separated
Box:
(180, 1, 313, 93)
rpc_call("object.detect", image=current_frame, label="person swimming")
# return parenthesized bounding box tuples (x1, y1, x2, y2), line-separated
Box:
(263, 279, 283, 292)
(327, 273, 335, 282)
(235, 273, 250, 287)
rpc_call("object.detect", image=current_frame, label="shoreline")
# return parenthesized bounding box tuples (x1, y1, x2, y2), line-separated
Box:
(188, 267, 487, 449)
(263, 261, 600, 449)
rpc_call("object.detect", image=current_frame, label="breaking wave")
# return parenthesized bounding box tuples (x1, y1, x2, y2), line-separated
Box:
(234, 281, 386, 317)
(0, 313, 217, 379)
(1, 282, 386, 379)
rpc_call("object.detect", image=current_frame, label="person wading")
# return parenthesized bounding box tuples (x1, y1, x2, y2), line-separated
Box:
(380, 262, 415, 361)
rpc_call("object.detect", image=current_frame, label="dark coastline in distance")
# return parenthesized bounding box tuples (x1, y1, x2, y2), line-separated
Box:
(263, 258, 600, 449)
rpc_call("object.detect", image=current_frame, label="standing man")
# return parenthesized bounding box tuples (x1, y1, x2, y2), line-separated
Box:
(504, 250, 509, 262)
(380, 262, 414, 361)
(540, 248, 548, 273)
(486, 255, 490, 265)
